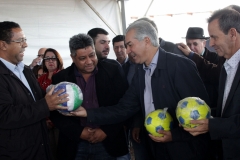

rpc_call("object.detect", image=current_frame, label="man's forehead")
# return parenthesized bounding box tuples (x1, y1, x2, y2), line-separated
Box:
(186, 39, 203, 43)
(125, 29, 135, 42)
(96, 34, 110, 41)
(114, 41, 124, 46)
(12, 28, 24, 37)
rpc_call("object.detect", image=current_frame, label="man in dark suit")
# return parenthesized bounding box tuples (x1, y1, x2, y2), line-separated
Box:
(185, 27, 219, 64)
(183, 8, 240, 159)
(71, 20, 210, 160)
(50, 33, 129, 160)
(0, 21, 67, 160)
(179, 27, 220, 117)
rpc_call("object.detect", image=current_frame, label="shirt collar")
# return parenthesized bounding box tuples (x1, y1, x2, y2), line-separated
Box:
(74, 65, 98, 77)
(0, 58, 24, 72)
(201, 48, 205, 56)
(224, 49, 240, 70)
(143, 49, 159, 70)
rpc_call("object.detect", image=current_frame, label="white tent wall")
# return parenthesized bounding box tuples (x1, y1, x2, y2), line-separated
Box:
(0, 0, 122, 67)
(2, 0, 240, 67)
(125, 0, 240, 44)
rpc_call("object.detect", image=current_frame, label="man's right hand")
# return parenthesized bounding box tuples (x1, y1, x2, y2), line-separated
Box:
(29, 57, 42, 68)
(70, 107, 87, 117)
(45, 86, 69, 111)
(132, 127, 141, 143)
(80, 127, 94, 141)
(177, 43, 192, 56)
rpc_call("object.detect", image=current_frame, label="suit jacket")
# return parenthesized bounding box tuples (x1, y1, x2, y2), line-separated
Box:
(199, 48, 220, 115)
(160, 37, 184, 55)
(88, 48, 210, 160)
(50, 62, 128, 160)
(0, 61, 50, 160)
(209, 64, 240, 159)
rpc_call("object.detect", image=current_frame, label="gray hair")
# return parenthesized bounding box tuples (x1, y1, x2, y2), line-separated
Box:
(69, 33, 95, 57)
(126, 20, 159, 47)
(135, 17, 158, 33)
(208, 8, 240, 35)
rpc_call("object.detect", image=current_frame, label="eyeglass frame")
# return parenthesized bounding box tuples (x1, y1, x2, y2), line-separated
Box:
(11, 38, 27, 45)
(43, 57, 58, 62)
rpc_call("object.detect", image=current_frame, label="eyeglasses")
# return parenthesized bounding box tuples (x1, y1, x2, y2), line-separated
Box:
(11, 38, 27, 45)
(43, 57, 57, 62)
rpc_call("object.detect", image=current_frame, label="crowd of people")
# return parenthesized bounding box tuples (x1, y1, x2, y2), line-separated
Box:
(0, 4, 240, 160)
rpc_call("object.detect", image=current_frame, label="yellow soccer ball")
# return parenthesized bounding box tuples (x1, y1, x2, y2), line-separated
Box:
(176, 97, 211, 128)
(144, 109, 173, 137)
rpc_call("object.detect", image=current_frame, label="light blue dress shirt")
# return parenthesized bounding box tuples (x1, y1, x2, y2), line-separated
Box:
(143, 49, 159, 116)
(0, 58, 35, 101)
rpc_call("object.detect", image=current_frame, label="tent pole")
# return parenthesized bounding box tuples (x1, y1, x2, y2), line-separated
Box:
(83, 0, 117, 35)
(120, 0, 127, 34)
(144, 0, 154, 16)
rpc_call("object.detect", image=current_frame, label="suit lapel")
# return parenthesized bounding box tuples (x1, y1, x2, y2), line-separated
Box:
(138, 65, 146, 115)
(223, 63, 240, 114)
(217, 67, 227, 116)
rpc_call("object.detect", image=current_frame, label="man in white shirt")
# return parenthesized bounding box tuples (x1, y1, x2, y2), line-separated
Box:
(183, 8, 240, 159)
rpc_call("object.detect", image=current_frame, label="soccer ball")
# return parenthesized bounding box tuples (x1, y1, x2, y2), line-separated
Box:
(176, 97, 211, 128)
(144, 109, 173, 137)
(51, 82, 83, 113)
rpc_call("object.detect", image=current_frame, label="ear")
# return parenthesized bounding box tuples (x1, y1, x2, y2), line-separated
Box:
(229, 28, 237, 40)
(0, 40, 7, 50)
(144, 37, 151, 45)
(203, 40, 206, 46)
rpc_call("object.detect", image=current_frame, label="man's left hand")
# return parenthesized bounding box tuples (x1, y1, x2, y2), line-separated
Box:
(184, 119, 209, 136)
(88, 128, 107, 143)
(149, 130, 172, 143)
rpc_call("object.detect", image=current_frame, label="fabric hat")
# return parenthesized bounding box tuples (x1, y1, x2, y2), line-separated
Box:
(184, 27, 209, 39)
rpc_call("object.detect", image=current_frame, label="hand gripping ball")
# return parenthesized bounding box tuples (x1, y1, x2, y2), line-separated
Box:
(176, 97, 211, 128)
(52, 82, 83, 113)
(144, 108, 173, 137)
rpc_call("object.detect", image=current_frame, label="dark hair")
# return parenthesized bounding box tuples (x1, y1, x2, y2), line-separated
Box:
(112, 35, 126, 47)
(69, 33, 94, 57)
(225, 5, 240, 13)
(207, 9, 240, 34)
(0, 21, 20, 44)
(32, 65, 43, 78)
(87, 28, 108, 43)
(42, 48, 64, 73)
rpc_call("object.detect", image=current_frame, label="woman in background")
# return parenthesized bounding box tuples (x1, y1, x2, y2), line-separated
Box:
(38, 48, 63, 90)
(38, 48, 64, 160)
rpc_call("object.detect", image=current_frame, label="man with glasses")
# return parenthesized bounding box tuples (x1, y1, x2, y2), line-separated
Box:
(29, 47, 47, 69)
(0, 21, 68, 160)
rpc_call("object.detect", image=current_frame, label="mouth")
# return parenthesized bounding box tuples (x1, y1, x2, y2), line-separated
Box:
(102, 50, 109, 55)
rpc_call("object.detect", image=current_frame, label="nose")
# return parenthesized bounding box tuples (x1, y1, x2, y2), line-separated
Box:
(23, 41, 28, 48)
(209, 38, 214, 47)
(105, 43, 109, 49)
(189, 44, 194, 51)
(126, 46, 131, 55)
(117, 47, 121, 53)
(86, 56, 93, 64)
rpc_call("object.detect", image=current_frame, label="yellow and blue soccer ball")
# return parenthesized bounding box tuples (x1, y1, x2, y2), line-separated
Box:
(176, 97, 211, 128)
(144, 109, 173, 137)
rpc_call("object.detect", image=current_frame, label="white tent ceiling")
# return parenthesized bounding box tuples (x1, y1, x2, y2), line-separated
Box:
(1, 0, 240, 67)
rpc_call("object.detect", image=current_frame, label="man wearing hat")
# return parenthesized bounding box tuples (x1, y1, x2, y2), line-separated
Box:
(185, 27, 219, 64)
